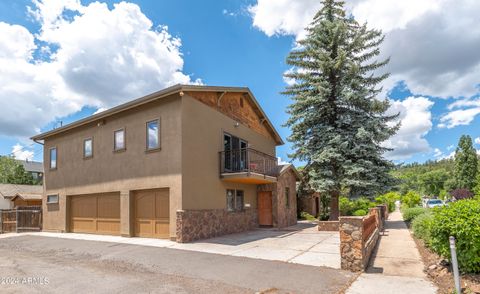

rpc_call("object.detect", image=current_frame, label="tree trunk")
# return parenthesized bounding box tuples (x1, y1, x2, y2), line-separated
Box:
(329, 191, 340, 221)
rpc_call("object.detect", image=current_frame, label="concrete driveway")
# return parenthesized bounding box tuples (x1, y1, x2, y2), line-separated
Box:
(0, 234, 354, 294)
(1, 221, 341, 269)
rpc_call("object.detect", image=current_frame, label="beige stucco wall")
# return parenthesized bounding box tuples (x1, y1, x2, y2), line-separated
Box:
(181, 94, 277, 211)
(43, 94, 182, 239)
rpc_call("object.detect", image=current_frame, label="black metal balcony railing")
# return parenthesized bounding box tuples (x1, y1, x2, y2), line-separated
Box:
(219, 148, 278, 177)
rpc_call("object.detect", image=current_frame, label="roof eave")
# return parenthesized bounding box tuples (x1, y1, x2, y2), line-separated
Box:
(31, 84, 285, 145)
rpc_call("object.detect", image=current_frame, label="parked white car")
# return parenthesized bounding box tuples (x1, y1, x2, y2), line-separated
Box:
(425, 199, 444, 208)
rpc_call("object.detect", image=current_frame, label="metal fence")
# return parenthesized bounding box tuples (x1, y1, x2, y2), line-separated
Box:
(219, 148, 278, 176)
(0, 206, 42, 233)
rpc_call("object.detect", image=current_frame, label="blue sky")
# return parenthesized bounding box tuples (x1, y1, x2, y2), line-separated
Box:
(0, 0, 479, 165)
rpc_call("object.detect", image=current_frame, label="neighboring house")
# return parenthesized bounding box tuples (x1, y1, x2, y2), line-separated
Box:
(0, 184, 43, 209)
(32, 84, 299, 242)
(17, 160, 44, 184)
(298, 192, 320, 217)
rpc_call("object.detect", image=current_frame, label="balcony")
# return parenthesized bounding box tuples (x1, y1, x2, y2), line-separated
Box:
(219, 148, 278, 184)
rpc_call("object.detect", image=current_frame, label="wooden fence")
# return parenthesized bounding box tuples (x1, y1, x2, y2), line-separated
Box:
(0, 206, 42, 233)
(362, 214, 377, 242)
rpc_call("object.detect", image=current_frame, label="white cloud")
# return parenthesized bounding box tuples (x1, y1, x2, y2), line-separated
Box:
(249, 0, 480, 99)
(383, 97, 434, 160)
(475, 137, 480, 145)
(222, 9, 236, 17)
(440, 150, 455, 160)
(0, 0, 198, 138)
(248, 0, 319, 40)
(439, 107, 480, 129)
(277, 157, 289, 165)
(433, 148, 443, 158)
(439, 97, 480, 128)
(11, 144, 34, 161)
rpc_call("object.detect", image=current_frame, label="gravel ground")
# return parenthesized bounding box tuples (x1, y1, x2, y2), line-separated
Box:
(0, 235, 356, 294)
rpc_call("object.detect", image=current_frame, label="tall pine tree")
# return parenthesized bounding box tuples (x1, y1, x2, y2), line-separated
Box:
(453, 135, 478, 191)
(284, 0, 398, 220)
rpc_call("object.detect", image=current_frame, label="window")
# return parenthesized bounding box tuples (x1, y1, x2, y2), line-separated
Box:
(227, 189, 234, 211)
(47, 194, 59, 204)
(285, 187, 290, 208)
(114, 129, 125, 151)
(223, 133, 248, 171)
(50, 147, 57, 170)
(84, 138, 93, 158)
(235, 190, 244, 211)
(146, 119, 160, 150)
(226, 189, 244, 212)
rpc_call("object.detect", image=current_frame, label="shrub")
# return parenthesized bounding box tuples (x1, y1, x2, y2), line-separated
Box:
(429, 199, 480, 273)
(352, 209, 367, 216)
(412, 211, 433, 243)
(299, 211, 316, 221)
(339, 196, 376, 216)
(449, 188, 473, 200)
(402, 206, 426, 222)
(376, 191, 400, 212)
(339, 196, 354, 216)
(402, 190, 422, 208)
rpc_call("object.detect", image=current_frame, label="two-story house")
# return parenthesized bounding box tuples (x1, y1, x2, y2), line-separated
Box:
(32, 85, 299, 242)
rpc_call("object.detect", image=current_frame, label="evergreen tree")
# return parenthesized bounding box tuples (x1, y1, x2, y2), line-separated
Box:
(453, 135, 478, 190)
(284, 0, 398, 220)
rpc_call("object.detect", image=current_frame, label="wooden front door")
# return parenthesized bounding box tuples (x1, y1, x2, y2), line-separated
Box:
(134, 189, 169, 239)
(258, 191, 273, 226)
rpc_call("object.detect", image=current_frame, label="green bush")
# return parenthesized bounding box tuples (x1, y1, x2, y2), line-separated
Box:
(402, 206, 426, 222)
(339, 196, 376, 216)
(402, 190, 422, 208)
(339, 196, 354, 216)
(352, 209, 367, 216)
(412, 211, 433, 242)
(299, 211, 316, 221)
(429, 199, 480, 273)
(376, 191, 400, 212)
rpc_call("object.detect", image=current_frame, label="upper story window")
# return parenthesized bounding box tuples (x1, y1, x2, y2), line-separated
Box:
(114, 129, 125, 151)
(84, 138, 93, 158)
(146, 119, 160, 150)
(49, 147, 57, 170)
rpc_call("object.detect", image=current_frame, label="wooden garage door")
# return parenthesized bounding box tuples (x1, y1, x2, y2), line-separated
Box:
(134, 189, 169, 239)
(70, 193, 120, 235)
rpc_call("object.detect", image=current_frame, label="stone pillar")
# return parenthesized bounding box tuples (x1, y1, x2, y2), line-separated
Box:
(340, 215, 380, 272)
(120, 190, 132, 237)
(176, 210, 185, 243)
(339, 216, 364, 271)
(376, 204, 388, 222)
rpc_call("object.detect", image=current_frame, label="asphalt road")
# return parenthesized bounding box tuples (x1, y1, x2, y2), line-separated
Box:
(0, 235, 356, 294)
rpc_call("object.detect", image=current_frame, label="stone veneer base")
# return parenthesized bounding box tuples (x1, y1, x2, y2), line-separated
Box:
(318, 221, 340, 231)
(176, 209, 258, 243)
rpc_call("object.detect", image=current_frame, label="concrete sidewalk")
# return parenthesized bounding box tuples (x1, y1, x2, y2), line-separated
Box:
(346, 209, 437, 294)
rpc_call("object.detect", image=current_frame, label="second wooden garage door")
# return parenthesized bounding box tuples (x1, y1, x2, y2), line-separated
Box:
(70, 193, 120, 235)
(134, 189, 169, 239)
